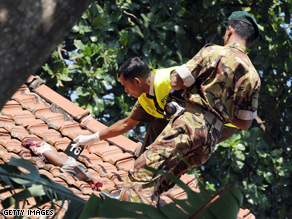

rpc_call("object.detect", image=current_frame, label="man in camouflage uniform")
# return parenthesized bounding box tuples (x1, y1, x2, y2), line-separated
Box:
(119, 11, 261, 206)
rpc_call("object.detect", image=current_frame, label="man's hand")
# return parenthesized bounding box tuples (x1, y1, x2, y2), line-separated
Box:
(169, 101, 185, 118)
(164, 101, 185, 119)
(72, 132, 100, 148)
(170, 72, 185, 90)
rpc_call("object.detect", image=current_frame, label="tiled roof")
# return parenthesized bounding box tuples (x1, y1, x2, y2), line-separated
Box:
(0, 75, 254, 218)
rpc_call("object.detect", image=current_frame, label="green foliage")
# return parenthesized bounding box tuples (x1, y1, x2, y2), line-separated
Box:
(199, 128, 292, 219)
(0, 158, 243, 218)
(79, 166, 243, 219)
(38, 0, 292, 218)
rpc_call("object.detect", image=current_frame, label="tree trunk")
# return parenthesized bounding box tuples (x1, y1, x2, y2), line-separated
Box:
(0, 0, 94, 109)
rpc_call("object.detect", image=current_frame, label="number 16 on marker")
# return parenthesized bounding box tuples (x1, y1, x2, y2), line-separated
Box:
(64, 140, 84, 159)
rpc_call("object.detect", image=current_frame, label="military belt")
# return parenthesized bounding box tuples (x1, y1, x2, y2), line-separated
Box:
(185, 103, 224, 132)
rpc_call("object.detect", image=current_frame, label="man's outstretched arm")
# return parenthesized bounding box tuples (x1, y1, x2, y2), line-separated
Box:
(73, 116, 140, 147)
(99, 117, 140, 140)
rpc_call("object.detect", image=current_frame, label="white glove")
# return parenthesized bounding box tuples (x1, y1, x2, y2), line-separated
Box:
(72, 132, 100, 148)
(170, 101, 185, 118)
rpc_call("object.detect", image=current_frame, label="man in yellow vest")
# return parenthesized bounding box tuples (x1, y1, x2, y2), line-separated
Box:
(73, 57, 179, 156)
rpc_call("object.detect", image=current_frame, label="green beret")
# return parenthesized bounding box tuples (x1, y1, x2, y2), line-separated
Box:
(228, 11, 259, 40)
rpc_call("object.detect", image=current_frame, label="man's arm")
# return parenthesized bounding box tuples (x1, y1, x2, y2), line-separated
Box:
(231, 116, 253, 130)
(73, 100, 145, 147)
(99, 117, 140, 140)
(170, 72, 185, 90)
(171, 69, 254, 131)
(73, 116, 140, 147)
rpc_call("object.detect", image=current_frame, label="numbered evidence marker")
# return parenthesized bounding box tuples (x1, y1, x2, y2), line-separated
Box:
(64, 140, 84, 160)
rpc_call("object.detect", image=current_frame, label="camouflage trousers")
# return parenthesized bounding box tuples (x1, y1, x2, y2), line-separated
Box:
(120, 106, 224, 206)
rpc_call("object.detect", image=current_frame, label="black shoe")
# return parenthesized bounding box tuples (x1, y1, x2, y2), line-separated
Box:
(100, 191, 120, 200)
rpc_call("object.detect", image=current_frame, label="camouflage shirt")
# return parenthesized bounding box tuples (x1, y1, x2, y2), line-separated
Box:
(181, 43, 261, 122)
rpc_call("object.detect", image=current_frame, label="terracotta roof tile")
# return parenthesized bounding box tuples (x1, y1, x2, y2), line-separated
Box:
(104, 152, 134, 165)
(74, 180, 88, 188)
(35, 107, 62, 122)
(41, 163, 55, 171)
(0, 190, 12, 201)
(11, 86, 33, 99)
(81, 116, 140, 154)
(27, 123, 56, 137)
(12, 85, 30, 95)
(38, 169, 54, 178)
(21, 135, 42, 143)
(172, 190, 188, 200)
(107, 137, 141, 154)
(238, 209, 256, 219)
(80, 115, 108, 133)
(28, 157, 46, 169)
(77, 194, 91, 202)
(59, 123, 92, 139)
(1, 100, 23, 118)
(0, 115, 15, 130)
(91, 144, 122, 159)
(0, 152, 20, 162)
(78, 152, 103, 168)
(12, 95, 37, 108)
(180, 173, 197, 185)
(0, 145, 7, 154)
(50, 166, 63, 178)
(108, 170, 128, 187)
(54, 137, 72, 151)
(58, 172, 77, 186)
(79, 183, 94, 195)
(10, 125, 32, 140)
(47, 117, 76, 130)
(92, 162, 117, 177)
(19, 148, 33, 160)
(15, 94, 50, 113)
(10, 109, 33, 122)
(0, 127, 9, 134)
(53, 178, 68, 188)
(14, 113, 45, 127)
(3, 139, 22, 153)
(0, 78, 247, 218)
(0, 133, 12, 145)
(116, 158, 135, 172)
(69, 187, 85, 199)
(97, 177, 116, 193)
(88, 141, 109, 153)
(34, 84, 90, 120)
(26, 75, 37, 84)
(52, 175, 67, 185)
(87, 168, 101, 179)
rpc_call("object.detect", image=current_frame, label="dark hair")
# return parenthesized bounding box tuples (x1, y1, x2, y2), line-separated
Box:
(117, 57, 150, 80)
(227, 20, 255, 45)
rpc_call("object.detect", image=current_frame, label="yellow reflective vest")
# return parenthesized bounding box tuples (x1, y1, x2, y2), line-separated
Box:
(138, 67, 177, 119)
(138, 66, 240, 130)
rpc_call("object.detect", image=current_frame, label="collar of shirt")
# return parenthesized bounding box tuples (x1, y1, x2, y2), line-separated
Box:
(226, 43, 247, 54)
(149, 71, 155, 97)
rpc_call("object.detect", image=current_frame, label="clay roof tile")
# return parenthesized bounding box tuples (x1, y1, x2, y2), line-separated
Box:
(0, 78, 247, 218)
